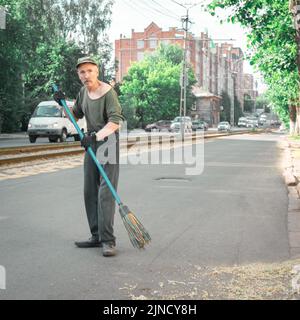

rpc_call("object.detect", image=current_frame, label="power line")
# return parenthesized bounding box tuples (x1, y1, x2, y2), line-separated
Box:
(149, 0, 181, 19)
(132, 0, 181, 22)
(169, 0, 206, 10)
(169, 0, 186, 8)
(142, 0, 180, 19)
(121, 0, 155, 21)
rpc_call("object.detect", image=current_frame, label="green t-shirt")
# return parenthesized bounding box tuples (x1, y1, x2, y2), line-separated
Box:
(73, 86, 124, 132)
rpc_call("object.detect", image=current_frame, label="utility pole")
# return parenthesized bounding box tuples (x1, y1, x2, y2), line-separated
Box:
(231, 72, 236, 126)
(172, 1, 203, 138)
(180, 12, 190, 137)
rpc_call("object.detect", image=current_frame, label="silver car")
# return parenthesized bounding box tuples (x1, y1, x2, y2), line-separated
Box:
(170, 116, 193, 132)
(246, 117, 259, 128)
(217, 121, 231, 131)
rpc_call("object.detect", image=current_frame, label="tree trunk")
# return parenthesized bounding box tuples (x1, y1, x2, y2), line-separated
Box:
(290, 1, 300, 135)
(296, 105, 300, 135)
(290, 104, 297, 135)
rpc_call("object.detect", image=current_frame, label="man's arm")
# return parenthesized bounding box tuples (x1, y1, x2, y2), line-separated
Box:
(94, 88, 123, 141)
(95, 122, 120, 141)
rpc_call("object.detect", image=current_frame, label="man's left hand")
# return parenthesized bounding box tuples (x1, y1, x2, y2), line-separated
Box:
(53, 90, 66, 106)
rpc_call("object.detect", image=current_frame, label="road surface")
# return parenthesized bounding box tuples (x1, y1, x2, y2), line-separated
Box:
(0, 132, 291, 299)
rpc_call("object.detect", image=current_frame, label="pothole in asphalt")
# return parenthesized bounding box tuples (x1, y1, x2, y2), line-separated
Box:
(155, 177, 191, 182)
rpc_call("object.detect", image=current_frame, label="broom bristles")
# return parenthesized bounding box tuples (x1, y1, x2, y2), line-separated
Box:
(122, 212, 151, 249)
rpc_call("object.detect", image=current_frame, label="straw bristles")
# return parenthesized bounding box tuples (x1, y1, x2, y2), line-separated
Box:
(122, 212, 151, 249)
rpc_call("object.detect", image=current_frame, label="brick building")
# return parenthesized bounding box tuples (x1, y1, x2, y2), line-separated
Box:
(115, 22, 258, 126)
(115, 22, 185, 82)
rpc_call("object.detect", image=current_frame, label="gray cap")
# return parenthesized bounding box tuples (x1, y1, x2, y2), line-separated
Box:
(76, 56, 98, 68)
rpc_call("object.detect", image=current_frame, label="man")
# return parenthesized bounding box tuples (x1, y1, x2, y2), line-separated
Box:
(54, 56, 124, 257)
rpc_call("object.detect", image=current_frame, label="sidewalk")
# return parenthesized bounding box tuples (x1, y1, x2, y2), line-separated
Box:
(282, 137, 300, 259)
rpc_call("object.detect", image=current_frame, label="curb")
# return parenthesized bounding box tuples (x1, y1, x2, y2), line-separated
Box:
(283, 137, 300, 259)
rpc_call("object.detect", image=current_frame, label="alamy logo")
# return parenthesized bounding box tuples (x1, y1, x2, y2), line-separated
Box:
(0, 265, 6, 290)
(96, 121, 205, 176)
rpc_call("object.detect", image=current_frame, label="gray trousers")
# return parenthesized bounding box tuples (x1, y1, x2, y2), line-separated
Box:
(83, 134, 119, 245)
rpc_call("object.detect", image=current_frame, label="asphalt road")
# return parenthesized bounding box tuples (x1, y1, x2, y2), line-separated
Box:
(0, 132, 290, 299)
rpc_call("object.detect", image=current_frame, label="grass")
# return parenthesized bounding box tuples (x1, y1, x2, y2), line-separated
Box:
(289, 135, 300, 141)
(123, 259, 300, 300)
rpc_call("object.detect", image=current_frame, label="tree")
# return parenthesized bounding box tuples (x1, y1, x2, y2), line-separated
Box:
(255, 93, 270, 112)
(220, 91, 231, 121)
(234, 96, 244, 123)
(0, 0, 27, 132)
(208, 0, 299, 134)
(120, 44, 196, 128)
(244, 95, 254, 113)
(0, 0, 114, 132)
(60, 0, 113, 55)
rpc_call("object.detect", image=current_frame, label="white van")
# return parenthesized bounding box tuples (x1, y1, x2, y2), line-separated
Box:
(27, 100, 86, 143)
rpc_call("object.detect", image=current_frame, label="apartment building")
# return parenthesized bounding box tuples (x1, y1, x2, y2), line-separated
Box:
(115, 22, 258, 125)
(115, 22, 185, 82)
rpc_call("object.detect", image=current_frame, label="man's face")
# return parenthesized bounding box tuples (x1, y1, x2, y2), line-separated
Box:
(77, 63, 99, 88)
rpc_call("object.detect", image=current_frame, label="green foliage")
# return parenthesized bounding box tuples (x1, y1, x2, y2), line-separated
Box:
(244, 95, 254, 113)
(208, 0, 299, 126)
(120, 98, 139, 130)
(0, 0, 114, 132)
(234, 96, 244, 123)
(220, 91, 231, 122)
(120, 44, 196, 128)
(255, 93, 270, 111)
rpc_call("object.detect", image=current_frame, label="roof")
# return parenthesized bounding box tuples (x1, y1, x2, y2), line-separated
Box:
(192, 87, 222, 99)
(38, 100, 74, 106)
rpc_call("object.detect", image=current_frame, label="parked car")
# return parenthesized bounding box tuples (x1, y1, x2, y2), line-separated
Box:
(170, 116, 193, 132)
(217, 121, 231, 131)
(238, 117, 247, 127)
(192, 120, 208, 131)
(145, 120, 172, 132)
(246, 117, 259, 128)
(27, 100, 86, 143)
(259, 114, 267, 125)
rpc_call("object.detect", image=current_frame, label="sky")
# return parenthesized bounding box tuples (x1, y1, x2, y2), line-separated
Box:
(109, 0, 266, 93)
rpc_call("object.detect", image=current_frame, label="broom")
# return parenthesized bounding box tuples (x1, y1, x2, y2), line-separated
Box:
(52, 84, 151, 249)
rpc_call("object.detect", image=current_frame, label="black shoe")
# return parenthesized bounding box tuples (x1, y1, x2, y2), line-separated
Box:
(75, 237, 102, 248)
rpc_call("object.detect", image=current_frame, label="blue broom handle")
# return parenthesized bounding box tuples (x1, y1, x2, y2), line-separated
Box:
(52, 85, 122, 205)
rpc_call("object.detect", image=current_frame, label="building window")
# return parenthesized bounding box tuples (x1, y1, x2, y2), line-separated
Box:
(161, 39, 170, 46)
(137, 52, 144, 61)
(149, 38, 157, 49)
(137, 40, 144, 49)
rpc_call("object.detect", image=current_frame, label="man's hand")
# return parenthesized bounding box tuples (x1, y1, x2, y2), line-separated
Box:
(81, 132, 96, 150)
(53, 90, 66, 106)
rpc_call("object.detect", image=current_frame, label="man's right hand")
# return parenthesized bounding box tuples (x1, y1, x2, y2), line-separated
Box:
(53, 90, 66, 106)
(81, 132, 96, 150)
